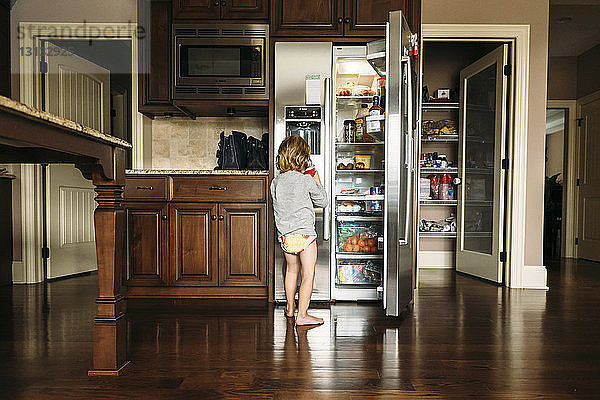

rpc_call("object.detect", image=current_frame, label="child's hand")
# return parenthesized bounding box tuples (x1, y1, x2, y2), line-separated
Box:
(312, 170, 322, 186)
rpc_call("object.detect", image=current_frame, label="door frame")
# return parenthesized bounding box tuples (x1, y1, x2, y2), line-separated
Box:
(421, 24, 544, 289)
(14, 22, 141, 283)
(575, 90, 600, 260)
(546, 100, 577, 259)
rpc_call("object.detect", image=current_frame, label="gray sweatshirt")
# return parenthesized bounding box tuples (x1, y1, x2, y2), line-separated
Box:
(270, 171, 328, 237)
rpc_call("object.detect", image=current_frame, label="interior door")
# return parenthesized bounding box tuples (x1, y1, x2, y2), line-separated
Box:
(383, 10, 415, 317)
(44, 41, 111, 279)
(456, 45, 509, 282)
(577, 97, 600, 262)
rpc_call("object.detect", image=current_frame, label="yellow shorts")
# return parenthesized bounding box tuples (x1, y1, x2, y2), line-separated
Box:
(279, 234, 317, 255)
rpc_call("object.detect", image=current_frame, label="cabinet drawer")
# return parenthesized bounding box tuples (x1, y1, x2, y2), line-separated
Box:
(172, 176, 266, 202)
(124, 176, 169, 200)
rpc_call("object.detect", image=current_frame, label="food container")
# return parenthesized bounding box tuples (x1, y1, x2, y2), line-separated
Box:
(370, 200, 382, 212)
(354, 154, 372, 170)
(369, 186, 383, 195)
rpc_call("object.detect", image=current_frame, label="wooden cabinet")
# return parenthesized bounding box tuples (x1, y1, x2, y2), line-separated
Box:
(271, 0, 416, 37)
(219, 203, 267, 286)
(138, 0, 177, 114)
(174, 0, 267, 20)
(271, 0, 343, 36)
(125, 203, 170, 286)
(123, 175, 269, 298)
(223, 0, 268, 20)
(346, 0, 405, 37)
(170, 203, 219, 286)
(172, 0, 220, 19)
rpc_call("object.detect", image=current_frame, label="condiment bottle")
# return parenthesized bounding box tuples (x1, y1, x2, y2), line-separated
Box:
(354, 104, 369, 142)
(369, 96, 384, 116)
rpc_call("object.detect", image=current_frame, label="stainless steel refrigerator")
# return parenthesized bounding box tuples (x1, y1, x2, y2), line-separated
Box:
(273, 10, 417, 316)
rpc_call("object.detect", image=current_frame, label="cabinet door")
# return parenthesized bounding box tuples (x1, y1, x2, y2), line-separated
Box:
(170, 203, 219, 286)
(271, 0, 343, 37)
(345, 0, 405, 37)
(218, 203, 266, 286)
(222, 0, 268, 20)
(172, 0, 221, 19)
(125, 203, 169, 286)
(138, 0, 176, 112)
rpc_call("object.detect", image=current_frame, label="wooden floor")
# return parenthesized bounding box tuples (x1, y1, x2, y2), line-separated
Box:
(1, 259, 599, 399)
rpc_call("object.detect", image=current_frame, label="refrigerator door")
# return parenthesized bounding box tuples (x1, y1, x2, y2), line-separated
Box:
(274, 42, 333, 302)
(381, 10, 415, 317)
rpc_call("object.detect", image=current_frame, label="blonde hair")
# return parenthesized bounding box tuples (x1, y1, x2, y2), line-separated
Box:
(277, 136, 311, 173)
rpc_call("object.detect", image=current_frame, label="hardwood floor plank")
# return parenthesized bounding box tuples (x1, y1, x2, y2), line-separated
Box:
(1, 259, 600, 398)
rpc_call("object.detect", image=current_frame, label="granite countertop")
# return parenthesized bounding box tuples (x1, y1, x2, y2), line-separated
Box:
(126, 169, 269, 176)
(0, 95, 132, 149)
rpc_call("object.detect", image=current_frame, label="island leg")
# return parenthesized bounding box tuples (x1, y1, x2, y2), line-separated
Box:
(87, 179, 129, 376)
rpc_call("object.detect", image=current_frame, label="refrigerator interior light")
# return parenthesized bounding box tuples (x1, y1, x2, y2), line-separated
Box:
(337, 59, 377, 76)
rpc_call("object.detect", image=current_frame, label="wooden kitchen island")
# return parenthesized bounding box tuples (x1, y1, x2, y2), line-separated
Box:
(0, 95, 132, 376)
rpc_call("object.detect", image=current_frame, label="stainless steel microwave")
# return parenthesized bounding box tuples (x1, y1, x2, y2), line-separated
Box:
(172, 24, 269, 100)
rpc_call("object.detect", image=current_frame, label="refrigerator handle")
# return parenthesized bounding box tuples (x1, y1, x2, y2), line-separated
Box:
(399, 57, 413, 246)
(323, 77, 331, 241)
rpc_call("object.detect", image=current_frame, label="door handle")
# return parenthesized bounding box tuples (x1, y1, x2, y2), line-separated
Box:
(220, 0, 226, 6)
(344, 17, 351, 24)
(218, 215, 224, 221)
(337, 17, 343, 24)
(136, 186, 153, 190)
(209, 186, 227, 191)
(161, 215, 168, 221)
(211, 214, 217, 221)
(453, 177, 462, 185)
(213, 0, 219, 6)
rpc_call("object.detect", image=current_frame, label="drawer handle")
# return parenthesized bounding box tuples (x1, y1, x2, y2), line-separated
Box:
(209, 186, 227, 191)
(219, 215, 224, 221)
(136, 186, 154, 190)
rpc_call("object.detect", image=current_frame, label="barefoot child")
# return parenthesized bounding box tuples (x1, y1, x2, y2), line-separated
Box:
(271, 136, 328, 326)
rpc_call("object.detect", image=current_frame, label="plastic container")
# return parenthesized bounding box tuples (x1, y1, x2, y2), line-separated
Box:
(354, 154, 372, 170)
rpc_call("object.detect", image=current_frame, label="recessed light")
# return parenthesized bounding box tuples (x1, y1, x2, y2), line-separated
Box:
(556, 16, 573, 24)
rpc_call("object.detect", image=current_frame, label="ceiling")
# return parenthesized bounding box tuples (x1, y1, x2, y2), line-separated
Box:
(549, 1, 600, 56)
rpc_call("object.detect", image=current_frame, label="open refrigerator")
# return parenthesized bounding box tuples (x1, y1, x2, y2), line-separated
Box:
(330, 46, 386, 301)
(274, 10, 417, 316)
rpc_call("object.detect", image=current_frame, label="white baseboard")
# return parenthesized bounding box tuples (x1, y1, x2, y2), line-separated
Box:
(418, 250, 455, 269)
(11, 261, 25, 284)
(521, 265, 548, 289)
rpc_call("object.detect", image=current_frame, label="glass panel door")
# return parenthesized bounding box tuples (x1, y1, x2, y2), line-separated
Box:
(456, 44, 509, 283)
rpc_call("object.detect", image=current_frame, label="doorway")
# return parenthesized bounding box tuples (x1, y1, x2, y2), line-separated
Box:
(15, 22, 139, 283)
(544, 108, 568, 261)
(418, 39, 511, 284)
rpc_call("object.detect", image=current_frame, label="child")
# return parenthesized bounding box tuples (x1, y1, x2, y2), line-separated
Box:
(271, 136, 328, 326)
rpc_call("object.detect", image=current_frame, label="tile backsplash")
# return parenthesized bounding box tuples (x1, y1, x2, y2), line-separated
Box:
(151, 117, 268, 169)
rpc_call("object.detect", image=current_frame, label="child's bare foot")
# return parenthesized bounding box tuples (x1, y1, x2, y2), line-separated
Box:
(284, 305, 295, 318)
(295, 314, 324, 326)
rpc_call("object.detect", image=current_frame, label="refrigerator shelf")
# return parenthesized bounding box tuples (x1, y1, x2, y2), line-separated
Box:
(336, 169, 385, 173)
(422, 102, 459, 110)
(419, 200, 457, 206)
(335, 142, 384, 146)
(336, 215, 383, 221)
(419, 232, 457, 238)
(336, 95, 374, 100)
(336, 194, 384, 200)
(422, 135, 458, 142)
(336, 253, 384, 259)
(420, 167, 458, 174)
(335, 281, 381, 286)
